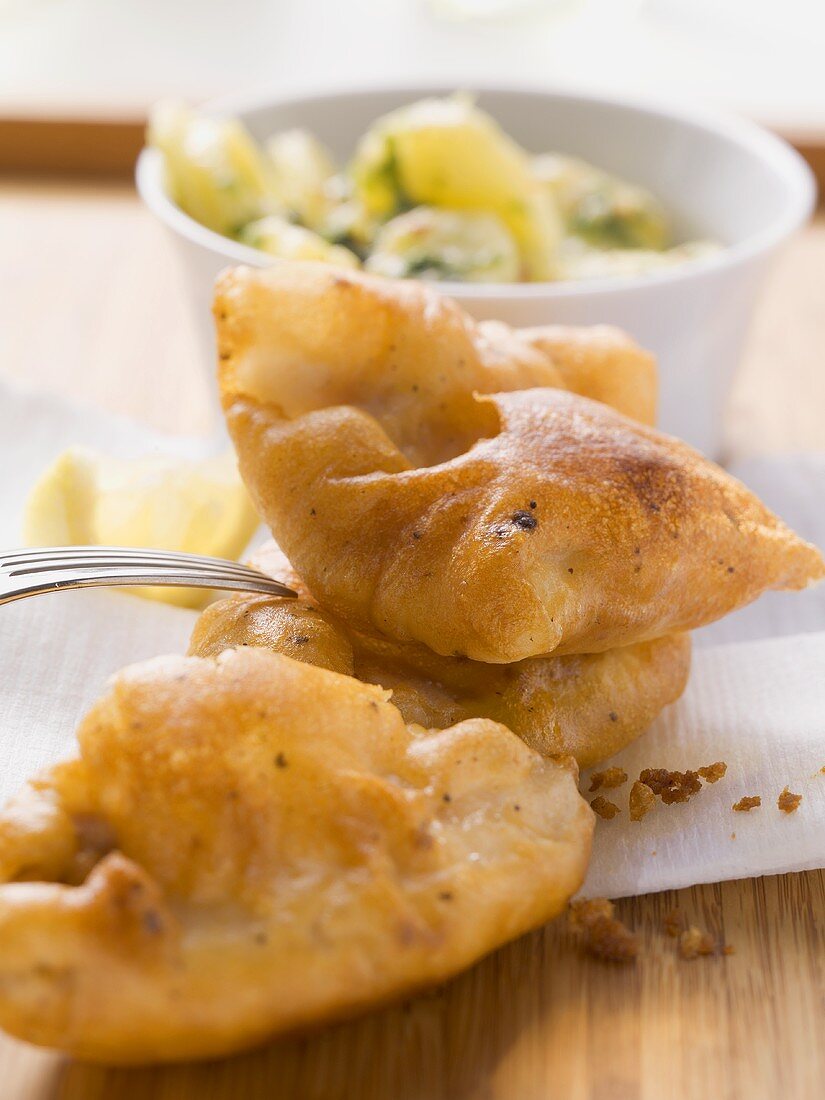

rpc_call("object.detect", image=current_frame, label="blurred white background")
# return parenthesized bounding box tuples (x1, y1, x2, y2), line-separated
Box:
(0, 0, 823, 132)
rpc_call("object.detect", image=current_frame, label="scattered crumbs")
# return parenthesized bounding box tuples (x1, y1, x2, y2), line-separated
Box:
(529, 500, 537, 510)
(640, 768, 702, 805)
(722, 945, 736, 956)
(679, 927, 716, 960)
(732, 795, 761, 812)
(629, 780, 656, 822)
(608, 711, 619, 723)
(438, 891, 453, 902)
(731, 832, 736, 840)
(274, 752, 288, 768)
(591, 796, 620, 820)
(589, 766, 628, 793)
(821, 766, 825, 774)
(698, 761, 727, 783)
(663, 909, 683, 938)
(777, 787, 802, 814)
(442, 792, 452, 803)
(569, 898, 638, 962)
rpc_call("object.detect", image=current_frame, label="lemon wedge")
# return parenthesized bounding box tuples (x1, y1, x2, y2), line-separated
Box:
(24, 447, 260, 608)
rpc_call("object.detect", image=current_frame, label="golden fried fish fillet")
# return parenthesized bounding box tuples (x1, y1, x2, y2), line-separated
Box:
(515, 323, 657, 428)
(0, 648, 592, 1064)
(216, 264, 823, 663)
(190, 543, 691, 767)
(214, 260, 656, 471)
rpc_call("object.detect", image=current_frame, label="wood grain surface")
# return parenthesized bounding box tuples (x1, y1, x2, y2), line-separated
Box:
(0, 179, 822, 1100)
(1, 111, 824, 199)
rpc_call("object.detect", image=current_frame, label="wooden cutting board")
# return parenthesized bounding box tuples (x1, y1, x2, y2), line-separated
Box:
(0, 180, 822, 1100)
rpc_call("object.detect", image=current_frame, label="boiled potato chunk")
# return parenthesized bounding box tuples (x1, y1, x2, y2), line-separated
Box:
(366, 206, 519, 282)
(351, 96, 560, 280)
(239, 215, 360, 267)
(148, 101, 277, 236)
(554, 237, 721, 280)
(533, 153, 669, 252)
(265, 128, 336, 227)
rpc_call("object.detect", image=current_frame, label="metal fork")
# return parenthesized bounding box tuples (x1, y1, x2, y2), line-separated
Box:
(0, 547, 296, 605)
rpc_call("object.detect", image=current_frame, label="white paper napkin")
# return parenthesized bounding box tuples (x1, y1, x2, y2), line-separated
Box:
(1, 375, 823, 896)
(580, 632, 825, 898)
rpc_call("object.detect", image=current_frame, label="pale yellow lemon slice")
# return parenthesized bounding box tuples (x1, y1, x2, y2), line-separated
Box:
(24, 447, 260, 608)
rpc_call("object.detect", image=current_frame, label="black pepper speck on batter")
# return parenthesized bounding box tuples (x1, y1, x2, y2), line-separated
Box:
(512, 510, 538, 531)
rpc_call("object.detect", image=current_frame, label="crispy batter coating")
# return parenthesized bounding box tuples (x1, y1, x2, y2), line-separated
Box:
(629, 781, 656, 821)
(679, 927, 716, 959)
(732, 796, 762, 812)
(588, 767, 628, 793)
(190, 543, 691, 768)
(214, 260, 654, 471)
(590, 797, 620, 820)
(777, 787, 802, 814)
(663, 908, 683, 937)
(568, 898, 638, 962)
(698, 761, 727, 783)
(216, 263, 824, 664)
(639, 768, 703, 805)
(0, 648, 592, 1063)
(515, 323, 657, 426)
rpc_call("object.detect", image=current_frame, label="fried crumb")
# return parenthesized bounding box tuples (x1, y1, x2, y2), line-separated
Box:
(569, 899, 638, 962)
(777, 787, 802, 814)
(731, 832, 736, 840)
(722, 944, 736, 956)
(663, 908, 683, 938)
(569, 897, 613, 931)
(698, 761, 727, 783)
(590, 796, 620, 819)
(629, 780, 656, 821)
(589, 767, 628, 793)
(679, 926, 716, 959)
(640, 768, 702, 805)
(732, 795, 761, 812)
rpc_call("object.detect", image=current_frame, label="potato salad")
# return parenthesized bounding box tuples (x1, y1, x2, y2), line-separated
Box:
(148, 95, 718, 284)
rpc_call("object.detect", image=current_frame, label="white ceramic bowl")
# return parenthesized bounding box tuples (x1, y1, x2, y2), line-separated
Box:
(136, 84, 815, 456)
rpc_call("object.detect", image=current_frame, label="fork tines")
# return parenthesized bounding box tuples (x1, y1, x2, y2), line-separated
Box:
(0, 546, 297, 605)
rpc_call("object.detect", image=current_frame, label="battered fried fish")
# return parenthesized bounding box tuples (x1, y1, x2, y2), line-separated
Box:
(216, 263, 824, 664)
(214, 260, 656, 473)
(0, 648, 592, 1063)
(190, 543, 691, 767)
